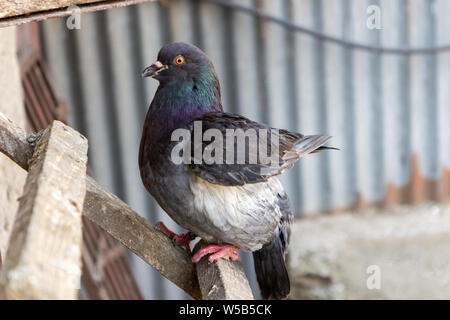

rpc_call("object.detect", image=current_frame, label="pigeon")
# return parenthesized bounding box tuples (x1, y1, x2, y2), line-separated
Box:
(139, 42, 335, 299)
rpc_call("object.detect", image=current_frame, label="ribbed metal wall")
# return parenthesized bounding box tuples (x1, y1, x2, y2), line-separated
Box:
(39, 0, 450, 299)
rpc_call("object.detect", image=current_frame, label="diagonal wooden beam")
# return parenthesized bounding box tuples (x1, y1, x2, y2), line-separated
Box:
(0, 112, 33, 171)
(0, 111, 202, 299)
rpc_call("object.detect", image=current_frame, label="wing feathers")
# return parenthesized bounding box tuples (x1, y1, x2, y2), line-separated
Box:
(186, 113, 335, 186)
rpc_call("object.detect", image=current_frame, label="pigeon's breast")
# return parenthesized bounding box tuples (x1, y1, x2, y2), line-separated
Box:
(185, 174, 287, 251)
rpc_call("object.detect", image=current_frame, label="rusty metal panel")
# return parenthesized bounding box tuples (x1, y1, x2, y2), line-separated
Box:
(39, 0, 450, 298)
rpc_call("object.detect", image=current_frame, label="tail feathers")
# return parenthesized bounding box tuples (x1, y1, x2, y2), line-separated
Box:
(294, 135, 332, 157)
(253, 236, 290, 300)
(310, 145, 340, 154)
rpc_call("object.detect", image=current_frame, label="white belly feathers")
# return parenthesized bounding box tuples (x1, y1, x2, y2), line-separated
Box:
(187, 174, 284, 250)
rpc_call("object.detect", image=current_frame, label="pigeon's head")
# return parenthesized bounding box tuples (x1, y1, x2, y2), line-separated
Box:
(142, 42, 218, 86)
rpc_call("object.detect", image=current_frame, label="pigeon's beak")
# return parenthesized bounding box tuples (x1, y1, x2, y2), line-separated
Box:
(142, 61, 168, 78)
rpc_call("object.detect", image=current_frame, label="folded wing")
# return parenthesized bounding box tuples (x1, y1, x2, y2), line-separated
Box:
(183, 112, 332, 186)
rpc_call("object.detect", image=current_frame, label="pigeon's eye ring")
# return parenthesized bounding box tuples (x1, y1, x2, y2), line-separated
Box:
(174, 55, 185, 65)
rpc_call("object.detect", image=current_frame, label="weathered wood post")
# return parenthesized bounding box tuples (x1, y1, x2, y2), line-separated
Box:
(0, 121, 88, 299)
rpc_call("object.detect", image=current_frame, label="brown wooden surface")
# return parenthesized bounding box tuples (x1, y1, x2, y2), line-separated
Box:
(0, 120, 87, 299)
(0, 112, 33, 171)
(194, 241, 254, 300)
(0, 0, 102, 19)
(0, 0, 155, 28)
(0, 111, 202, 299)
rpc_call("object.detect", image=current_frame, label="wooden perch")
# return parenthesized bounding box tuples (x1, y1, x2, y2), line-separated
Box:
(194, 241, 254, 300)
(0, 112, 33, 171)
(0, 112, 202, 299)
(0, 0, 155, 28)
(0, 121, 87, 299)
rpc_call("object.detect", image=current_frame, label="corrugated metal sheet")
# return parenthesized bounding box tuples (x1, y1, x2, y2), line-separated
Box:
(38, 0, 450, 299)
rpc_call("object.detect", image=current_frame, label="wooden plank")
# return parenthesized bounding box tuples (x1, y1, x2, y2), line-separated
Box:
(0, 112, 32, 171)
(0, 111, 202, 300)
(0, 120, 87, 299)
(0, 0, 155, 28)
(0, 0, 102, 19)
(194, 241, 254, 300)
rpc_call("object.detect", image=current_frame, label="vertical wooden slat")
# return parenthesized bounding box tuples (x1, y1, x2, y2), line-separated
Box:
(0, 121, 87, 299)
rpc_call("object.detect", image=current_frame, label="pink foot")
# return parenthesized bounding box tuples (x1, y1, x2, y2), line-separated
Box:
(192, 244, 240, 263)
(156, 222, 196, 254)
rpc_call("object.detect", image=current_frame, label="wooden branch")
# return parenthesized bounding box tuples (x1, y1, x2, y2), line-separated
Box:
(0, 112, 33, 171)
(0, 111, 202, 299)
(0, 0, 155, 28)
(194, 241, 254, 300)
(0, 120, 87, 299)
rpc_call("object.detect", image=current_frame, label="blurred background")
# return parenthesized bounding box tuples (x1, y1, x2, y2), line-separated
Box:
(12, 0, 450, 299)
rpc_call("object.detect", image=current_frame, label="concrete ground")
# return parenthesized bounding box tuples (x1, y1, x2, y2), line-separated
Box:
(288, 203, 450, 299)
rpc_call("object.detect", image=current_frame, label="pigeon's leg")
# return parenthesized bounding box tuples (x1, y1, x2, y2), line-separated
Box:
(156, 221, 196, 254)
(192, 244, 240, 263)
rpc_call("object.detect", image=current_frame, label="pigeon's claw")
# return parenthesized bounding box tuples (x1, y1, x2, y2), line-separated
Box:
(208, 245, 240, 262)
(156, 221, 196, 254)
(173, 233, 195, 254)
(192, 244, 240, 263)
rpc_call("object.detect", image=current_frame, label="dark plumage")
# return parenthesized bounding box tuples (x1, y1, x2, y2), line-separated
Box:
(139, 42, 335, 300)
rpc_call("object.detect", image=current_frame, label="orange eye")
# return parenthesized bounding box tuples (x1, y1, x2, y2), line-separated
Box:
(174, 55, 185, 65)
